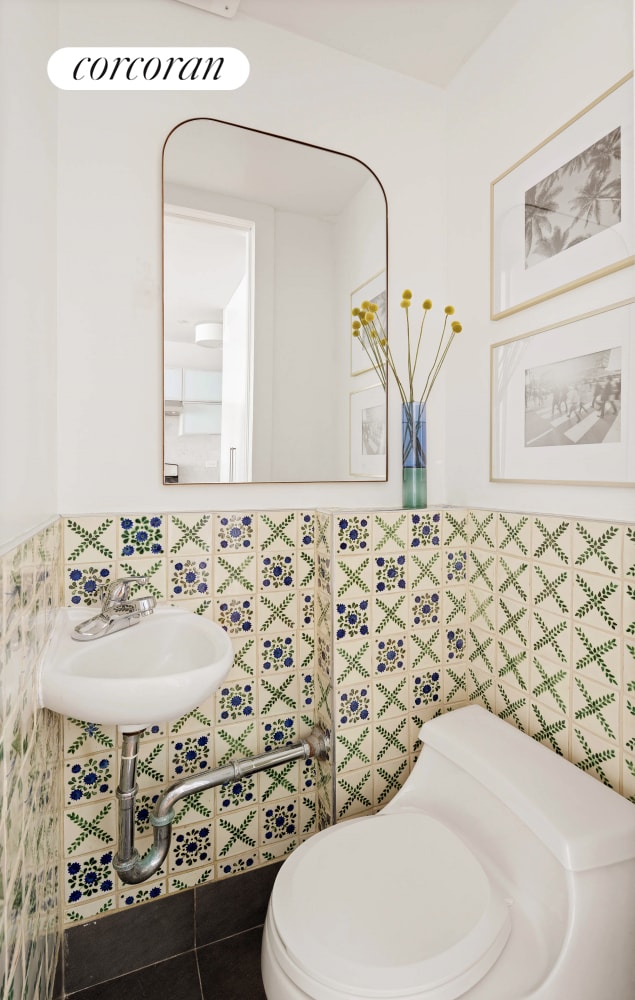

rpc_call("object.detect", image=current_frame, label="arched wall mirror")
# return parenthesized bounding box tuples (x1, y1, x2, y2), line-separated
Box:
(162, 118, 388, 484)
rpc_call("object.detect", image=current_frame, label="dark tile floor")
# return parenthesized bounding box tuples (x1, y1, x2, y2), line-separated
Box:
(66, 925, 266, 1000)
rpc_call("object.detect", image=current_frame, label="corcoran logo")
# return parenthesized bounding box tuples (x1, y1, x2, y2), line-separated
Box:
(47, 47, 249, 90)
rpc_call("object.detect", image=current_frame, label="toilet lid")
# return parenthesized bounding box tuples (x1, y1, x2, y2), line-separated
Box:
(270, 812, 512, 998)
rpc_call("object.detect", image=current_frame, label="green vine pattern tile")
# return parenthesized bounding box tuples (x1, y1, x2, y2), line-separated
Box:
(572, 676, 619, 743)
(336, 767, 372, 819)
(495, 682, 528, 732)
(64, 517, 116, 563)
(531, 654, 569, 715)
(531, 563, 570, 617)
(64, 719, 116, 757)
(258, 592, 298, 633)
(409, 551, 442, 588)
(118, 558, 166, 600)
(215, 807, 258, 859)
(335, 726, 372, 774)
(373, 675, 408, 720)
(258, 512, 297, 552)
(259, 760, 299, 803)
(532, 609, 570, 663)
(528, 702, 568, 757)
(468, 511, 496, 549)
(444, 587, 466, 624)
(374, 716, 409, 761)
(573, 571, 621, 632)
(573, 521, 621, 577)
(468, 588, 495, 632)
(572, 623, 620, 687)
(468, 551, 495, 592)
(571, 727, 619, 790)
(374, 758, 409, 808)
(498, 556, 530, 604)
(496, 637, 528, 691)
(625, 526, 635, 579)
(443, 510, 468, 546)
(335, 639, 372, 683)
(373, 593, 408, 635)
(532, 517, 572, 566)
(410, 629, 442, 671)
(373, 512, 408, 552)
(496, 513, 530, 558)
(259, 674, 299, 719)
(213, 553, 256, 595)
(498, 597, 529, 648)
(467, 668, 494, 711)
(168, 513, 212, 555)
(468, 628, 495, 675)
(64, 802, 115, 856)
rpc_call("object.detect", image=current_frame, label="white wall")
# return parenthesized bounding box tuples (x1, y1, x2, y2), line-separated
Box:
(0, 0, 59, 549)
(55, 0, 447, 515)
(445, 0, 635, 521)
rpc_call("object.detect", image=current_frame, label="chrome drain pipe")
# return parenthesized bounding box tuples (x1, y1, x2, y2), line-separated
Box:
(113, 726, 330, 885)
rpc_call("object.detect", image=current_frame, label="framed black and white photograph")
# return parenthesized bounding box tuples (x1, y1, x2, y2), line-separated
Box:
(349, 384, 387, 478)
(490, 299, 635, 485)
(350, 270, 387, 375)
(491, 74, 634, 320)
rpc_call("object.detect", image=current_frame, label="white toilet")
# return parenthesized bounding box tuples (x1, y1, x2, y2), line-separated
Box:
(262, 705, 635, 999)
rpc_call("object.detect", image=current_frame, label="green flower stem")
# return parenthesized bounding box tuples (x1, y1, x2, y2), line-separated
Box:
(421, 329, 456, 406)
(420, 316, 449, 404)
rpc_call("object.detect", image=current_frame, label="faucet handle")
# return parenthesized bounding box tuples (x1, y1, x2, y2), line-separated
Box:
(102, 576, 148, 607)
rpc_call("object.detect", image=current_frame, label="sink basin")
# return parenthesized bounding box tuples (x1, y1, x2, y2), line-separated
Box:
(39, 605, 233, 731)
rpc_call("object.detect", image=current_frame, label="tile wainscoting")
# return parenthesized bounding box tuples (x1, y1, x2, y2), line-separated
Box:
(58, 507, 635, 933)
(0, 521, 63, 999)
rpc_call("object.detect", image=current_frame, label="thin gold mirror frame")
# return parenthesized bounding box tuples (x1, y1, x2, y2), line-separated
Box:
(161, 117, 388, 486)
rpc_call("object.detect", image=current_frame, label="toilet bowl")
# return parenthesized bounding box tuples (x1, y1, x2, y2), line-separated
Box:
(262, 706, 635, 999)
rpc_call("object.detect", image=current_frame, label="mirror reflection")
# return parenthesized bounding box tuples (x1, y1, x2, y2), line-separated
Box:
(163, 118, 387, 484)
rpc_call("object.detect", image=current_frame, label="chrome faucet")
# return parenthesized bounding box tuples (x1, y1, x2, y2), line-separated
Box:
(71, 576, 157, 642)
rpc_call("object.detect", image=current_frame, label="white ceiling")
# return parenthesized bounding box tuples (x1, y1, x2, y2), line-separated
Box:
(237, 0, 519, 88)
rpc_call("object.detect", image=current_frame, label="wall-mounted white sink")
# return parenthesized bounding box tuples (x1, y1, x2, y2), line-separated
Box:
(39, 606, 233, 731)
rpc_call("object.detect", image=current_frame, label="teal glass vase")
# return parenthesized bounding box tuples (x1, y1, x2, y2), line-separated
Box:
(402, 401, 427, 509)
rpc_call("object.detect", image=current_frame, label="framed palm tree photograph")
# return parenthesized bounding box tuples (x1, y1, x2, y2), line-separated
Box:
(491, 73, 634, 320)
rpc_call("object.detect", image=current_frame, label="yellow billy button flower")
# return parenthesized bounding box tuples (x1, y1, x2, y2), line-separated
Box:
(352, 329, 360, 338)
(352, 320, 361, 330)
(444, 305, 455, 315)
(400, 300, 410, 308)
(422, 299, 432, 310)
(402, 289, 413, 300)
(451, 321, 462, 333)
(369, 302, 379, 312)
(365, 312, 374, 322)
(361, 300, 370, 310)
(352, 307, 360, 317)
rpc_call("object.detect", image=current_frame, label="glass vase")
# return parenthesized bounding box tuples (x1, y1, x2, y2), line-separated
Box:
(402, 401, 427, 509)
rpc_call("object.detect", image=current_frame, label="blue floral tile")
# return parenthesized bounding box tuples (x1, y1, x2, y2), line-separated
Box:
(446, 550, 467, 584)
(65, 851, 115, 906)
(170, 823, 214, 872)
(301, 671, 314, 715)
(119, 881, 165, 908)
(169, 733, 212, 779)
(215, 514, 256, 551)
(260, 554, 295, 590)
(261, 800, 298, 843)
(216, 681, 256, 724)
(338, 686, 371, 726)
(217, 774, 257, 812)
(374, 636, 406, 673)
(135, 791, 161, 835)
(317, 554, 331, 592)
(411, 590, 440, 628)
(410, 512, 441, 548)
(412, 670, 441, 708)
(299, 591, 314, 628)
(261, 716, 297, 753)
(169, 557, 210, 599)
(119, 516, 164, 557)
(260, 634, 296, 672)
(317, 634, 331, 676)
(66, 565, 113, 606)
(335, 599, 370, 640)
(374, 555, 407, 593)
(336, 516, 370, 553)
(446, 627, 467, 661)
(65, 755, 114, 806)
(299, 512, 316, 547)
(216, 853, 258, 879)
(215, 597, 255, 635)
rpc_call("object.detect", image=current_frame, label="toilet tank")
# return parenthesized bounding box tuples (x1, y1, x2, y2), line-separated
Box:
(409, 706, 635, 872)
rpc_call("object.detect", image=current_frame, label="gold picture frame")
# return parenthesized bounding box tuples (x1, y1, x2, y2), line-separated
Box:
(490, 73, 634, 320)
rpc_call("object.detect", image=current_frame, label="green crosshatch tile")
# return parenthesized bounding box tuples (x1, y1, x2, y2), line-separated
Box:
(373, 513, 407, 551)
(468, 588, 495, 632)
(259, 674, 298, 716)
(118, 558, 166, 600)
(573, 522, 620, 576)
(532, 564, 569, 616)
(529, 702, 567, 756)
(410, 629, 441, 669)
(625, 584, 635, 638)
(497, 639, 528, 691)
(444, 665, 467, 703)
(468, 511, 496, 549)
(374, 676, 408, 719)
(65, 803, 115, 855)
(374, 593, 408, 633)
(532, 610, 569, 663)
(498, 598, 528, 647)
(374, 718, 409, 761)
(316, 590, 331, 634)
(468, 552, 495, 592)
(571, 728, 618, 789)
(259, 512, 297, 551)
(497, 513, 530, 557)
(374, 758, 409, 806)
(444, 588, 466, 623)
(533, 518, 571, 565)
(336, 769, 372, 819)
(468, 629, 494, 674)
(625, 678, 635, 755)
(495, 684, 527, 732)
(259, 592, 298, 633)
(573, 624, 619, 686)
(335, 640, 372, 683)
(168, 514, 212, 554)
(443, 510, 468, 546)
(574, 573, 620, 632)
(260, 760, 298, 801)
(170, 705, 213, 735)
(625, 526, 635, 578)
(531, 655, 568, 714)
(335, 556, 372, 597)
(467, 668, 494, 710)
(573, 676, 618, 742)
(336, 727, 372, 773)
(65, 517, 115, 562)
(214, 553, 256, 594)
(410, 551, 442, 588)
(64, 720, 116, 757)
(315, 671, 331, 717)
(498, 556, 529, 604)
(315, 513, 330, 554)
(623, 756, 635, 803)
(299, 550, 315, 588)
(231, 636, 257, 677)
(216, 809, 258, 857)
(214, 722, 258, 767)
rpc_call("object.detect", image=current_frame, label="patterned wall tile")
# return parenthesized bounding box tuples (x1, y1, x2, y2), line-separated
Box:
(495, 682, 528, 732)
(573, 521, 621, 577)
(409, 511, 441, 548)
(372, 512, 408, 552)
(335, 515, 371, 553)
(333, 555, 372, 598)
(572, 676, 619, 744)
(64, 517, 116, 563)
(167, 513, 212, 555)
(532, 517, 572, 566)
(468, 510, 496, 550)
(496, 513, 531, 558)
(570, 726, 619, 790)
(572, 622, 620, 687)
(119, 515, 165, 557)
(443, 509, 468, 547)
(528, 701, 568, 757)
(573, 571, 621, 632)
(468, 628, 496, 675)
(214, 514, 256, 552)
